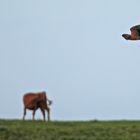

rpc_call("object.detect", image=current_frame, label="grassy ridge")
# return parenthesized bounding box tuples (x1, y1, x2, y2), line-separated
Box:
(0, 120, 140, 140)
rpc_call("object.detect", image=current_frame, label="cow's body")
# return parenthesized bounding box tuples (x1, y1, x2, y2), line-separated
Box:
(23, 91, 52, 121)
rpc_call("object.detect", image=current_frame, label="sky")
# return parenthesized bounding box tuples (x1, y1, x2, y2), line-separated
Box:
(0, 0, 140, 120)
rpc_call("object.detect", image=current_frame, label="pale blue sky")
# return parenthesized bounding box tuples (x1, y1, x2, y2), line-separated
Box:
(0, 0, 140, 120)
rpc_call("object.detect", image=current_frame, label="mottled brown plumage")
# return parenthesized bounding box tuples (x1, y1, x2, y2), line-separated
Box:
(122, 25, 140, 40)
(23, 91, 52, 121)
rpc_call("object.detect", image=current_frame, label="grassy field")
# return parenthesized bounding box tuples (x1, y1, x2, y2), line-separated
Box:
(0, 120, 140, 140)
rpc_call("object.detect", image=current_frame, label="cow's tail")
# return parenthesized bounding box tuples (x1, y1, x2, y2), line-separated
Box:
(47, 99, 52, 105)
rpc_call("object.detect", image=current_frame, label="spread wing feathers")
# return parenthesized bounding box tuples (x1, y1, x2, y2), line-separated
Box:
(130, 26, 139, 37)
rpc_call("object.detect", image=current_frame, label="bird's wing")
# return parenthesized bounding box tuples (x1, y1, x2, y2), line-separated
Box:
(130, 26, 140, 37)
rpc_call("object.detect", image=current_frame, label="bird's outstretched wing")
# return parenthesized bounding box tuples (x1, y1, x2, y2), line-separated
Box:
(130, 25, 140, 37)
(130, 26, 139, 37)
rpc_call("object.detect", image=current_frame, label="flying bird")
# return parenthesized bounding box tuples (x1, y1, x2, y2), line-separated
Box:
(122, 25, 140, 40)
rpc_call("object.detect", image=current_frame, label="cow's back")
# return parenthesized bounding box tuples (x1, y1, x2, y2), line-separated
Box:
(23, 91, 48, 110)
(23, 93, 38, 107)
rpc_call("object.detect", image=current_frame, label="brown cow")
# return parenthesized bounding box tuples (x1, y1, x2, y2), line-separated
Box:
(23, 91, 52, 121)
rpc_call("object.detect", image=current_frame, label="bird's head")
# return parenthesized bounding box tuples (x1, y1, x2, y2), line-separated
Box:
(122, 34, 131, 40)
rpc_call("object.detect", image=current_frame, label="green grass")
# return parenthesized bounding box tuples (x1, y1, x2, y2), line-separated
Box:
(0, 120, 140, 140)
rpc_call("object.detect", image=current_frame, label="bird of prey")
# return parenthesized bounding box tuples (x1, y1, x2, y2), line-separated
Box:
(122, 25, 140, 40)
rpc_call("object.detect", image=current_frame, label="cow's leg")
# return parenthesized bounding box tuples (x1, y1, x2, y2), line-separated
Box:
(32, 109, 36, 121)
(40, 108, 46, 121)
(46, 107, 50, 121)
(23, 107, 26, 120)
